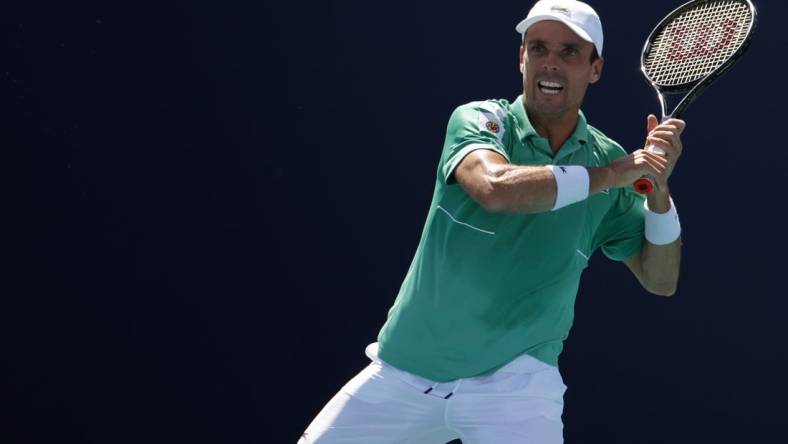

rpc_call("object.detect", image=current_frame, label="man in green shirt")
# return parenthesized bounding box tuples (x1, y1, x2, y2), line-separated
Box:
(299, 1, 685, 442)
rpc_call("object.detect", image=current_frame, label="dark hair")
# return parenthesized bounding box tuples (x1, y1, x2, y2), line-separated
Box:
(589, 48, 599, 63)
(521, 32, 600, 63)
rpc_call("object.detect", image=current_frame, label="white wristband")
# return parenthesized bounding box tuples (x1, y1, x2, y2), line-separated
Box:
(548, 165, 589, 211)
(644, 197, 681, 245)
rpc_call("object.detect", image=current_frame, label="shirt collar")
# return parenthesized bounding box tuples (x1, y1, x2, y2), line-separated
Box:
(510, 95, 590, 156)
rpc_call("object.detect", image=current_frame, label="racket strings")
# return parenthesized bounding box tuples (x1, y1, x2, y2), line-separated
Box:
(644, 1, 752, 87)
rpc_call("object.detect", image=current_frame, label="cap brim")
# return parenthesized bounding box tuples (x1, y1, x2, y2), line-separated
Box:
(515, 15, 595, 48)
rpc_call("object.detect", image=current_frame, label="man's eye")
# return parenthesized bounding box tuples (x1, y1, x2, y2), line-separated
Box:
(563, 48, 578, 56)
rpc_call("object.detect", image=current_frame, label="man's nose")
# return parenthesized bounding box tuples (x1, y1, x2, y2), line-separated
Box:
(542, 52, 560, 71)
(542, 59, 559, 71)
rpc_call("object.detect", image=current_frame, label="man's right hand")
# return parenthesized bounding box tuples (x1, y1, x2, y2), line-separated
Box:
(607, 149, 669, 189)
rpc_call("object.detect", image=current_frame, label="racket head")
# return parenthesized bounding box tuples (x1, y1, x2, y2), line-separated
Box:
(640, 0, 757, 96)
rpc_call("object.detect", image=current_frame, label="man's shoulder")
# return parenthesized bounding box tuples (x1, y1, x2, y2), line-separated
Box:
(443, 99, 513, 141)
(452, 98, 512, 116)
(447, 99, 513, 135)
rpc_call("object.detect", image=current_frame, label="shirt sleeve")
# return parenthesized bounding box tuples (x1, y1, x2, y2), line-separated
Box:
(440, 101, 511, 185)
(592, 186, 647, 261)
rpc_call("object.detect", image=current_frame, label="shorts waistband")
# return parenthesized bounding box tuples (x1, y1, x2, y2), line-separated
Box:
(364, 342, 555, 394)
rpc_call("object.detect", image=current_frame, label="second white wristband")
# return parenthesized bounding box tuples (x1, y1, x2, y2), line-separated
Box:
(644, 197, 681, 245)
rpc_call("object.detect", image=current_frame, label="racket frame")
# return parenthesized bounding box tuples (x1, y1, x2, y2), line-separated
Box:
(633, 0, 758, 194)
(641, 0, 758, 119)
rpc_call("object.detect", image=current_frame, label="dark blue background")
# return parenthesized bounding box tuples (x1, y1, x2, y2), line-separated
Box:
(5, 1, 784, 443)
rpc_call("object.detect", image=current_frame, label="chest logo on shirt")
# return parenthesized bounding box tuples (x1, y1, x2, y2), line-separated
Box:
(485, 121, 500, 133)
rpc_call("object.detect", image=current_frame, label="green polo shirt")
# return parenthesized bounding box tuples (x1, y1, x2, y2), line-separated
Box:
(377, 96, 647, 382)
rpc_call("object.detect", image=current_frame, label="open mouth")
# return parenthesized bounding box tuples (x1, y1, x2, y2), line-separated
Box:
(538, 80, 564, 95)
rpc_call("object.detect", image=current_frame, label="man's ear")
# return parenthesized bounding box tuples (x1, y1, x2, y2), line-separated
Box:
(589, 56, 604, 84)
(519, 46, 525, 74)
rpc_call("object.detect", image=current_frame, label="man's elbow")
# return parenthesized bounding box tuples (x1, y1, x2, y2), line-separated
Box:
(470, 178, 508, 213)
(473, 175, 544, 214)
(646, 281, 678, 297)
(477, 192, 507, 213)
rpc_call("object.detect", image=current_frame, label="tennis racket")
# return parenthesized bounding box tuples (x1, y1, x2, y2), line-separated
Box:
(633, 0, 757, 194)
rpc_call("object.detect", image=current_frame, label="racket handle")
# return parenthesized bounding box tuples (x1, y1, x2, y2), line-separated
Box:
(633, 144, 665, 194)
(633, 176, 655, 194)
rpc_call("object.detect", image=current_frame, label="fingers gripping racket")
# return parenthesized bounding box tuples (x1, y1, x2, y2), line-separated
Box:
(633, 0, 757, 194)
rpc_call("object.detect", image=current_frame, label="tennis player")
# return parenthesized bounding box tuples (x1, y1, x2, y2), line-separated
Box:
(299, 1, 685, 442)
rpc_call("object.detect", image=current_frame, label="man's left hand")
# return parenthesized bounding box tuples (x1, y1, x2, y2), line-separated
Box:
(644, 114, 686, 190)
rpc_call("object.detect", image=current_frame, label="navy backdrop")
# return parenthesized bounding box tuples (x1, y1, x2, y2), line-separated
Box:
(5, 0, 785, 443)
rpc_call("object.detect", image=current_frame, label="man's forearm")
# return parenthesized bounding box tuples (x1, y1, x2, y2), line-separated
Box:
(638, 189, 682, 296)
(485, 165, 614, 213)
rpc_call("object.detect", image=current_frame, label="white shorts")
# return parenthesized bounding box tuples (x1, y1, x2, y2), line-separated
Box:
(298, 343, 567, 444)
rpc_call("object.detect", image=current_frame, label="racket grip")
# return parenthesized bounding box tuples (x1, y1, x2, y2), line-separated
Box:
(632, 145, 665, 194)
(633, 176, 655, 194)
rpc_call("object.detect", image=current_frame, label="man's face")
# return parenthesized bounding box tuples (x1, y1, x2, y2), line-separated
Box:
(520, 20, 603, 120)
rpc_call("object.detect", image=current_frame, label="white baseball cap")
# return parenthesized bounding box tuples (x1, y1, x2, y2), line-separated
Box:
(515, 0, 604, 56)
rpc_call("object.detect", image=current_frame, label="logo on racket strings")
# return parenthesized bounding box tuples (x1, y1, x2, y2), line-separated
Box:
(668, 18, 738, 62)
